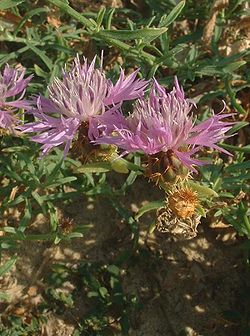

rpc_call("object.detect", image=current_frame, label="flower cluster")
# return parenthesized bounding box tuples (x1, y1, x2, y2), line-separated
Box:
(21, 56, 148, 156)
(95, 77, 233, 171)
(0, 65, 32, 130)
(1, 55, 233, 173)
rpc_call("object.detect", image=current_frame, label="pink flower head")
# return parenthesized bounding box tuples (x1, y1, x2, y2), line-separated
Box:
(94, 77, 234, 170)
(0, 65, 32, 130)
(21, 55, 148, 156)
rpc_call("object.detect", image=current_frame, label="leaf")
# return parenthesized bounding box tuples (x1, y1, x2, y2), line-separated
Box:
(2, 145, 31, 153)
(225, 160, 250, 173)
(107, 265, 120, 276)
(96, 7, 106, 29)
(47, 176, 77, 188)
(25, 42, 53, 70)
(95, 27, 168, 43)
(159, 0, 185, 27)
(66, 232, 84, 239)
(220, 143, 250, 153)
(47, 0, 95, 29)
(47, 202, 58, 232)
(196, 205, 206, 217)
(185, 181, 218, 199)
(223, 61, 246, 73)
(135, 200, 165, 220)
(111, 158, 129, 174)
(34, 64, 48, 78)
(76, 162, 111, 174)
(14, 7, 49, 34)
(0, 0, 24, 10)
(3, 226, 17, 234)
(0, 256, 17, 277)
(109, 154, 143, 174)
(99, 286, 108, 298)
(0, 292, 10, 302)
(228, 121, 249, 135)
(196, 65, 224, 76)
(18, 198, 32, 232)
(149, 221, 156, 234)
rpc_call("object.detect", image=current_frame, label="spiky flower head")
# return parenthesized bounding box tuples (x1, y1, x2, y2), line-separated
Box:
(21, 55, 148, 156)
(0, 65, 32, 130)
(168, 187, 198, 219)
(95, 77, 234, 171)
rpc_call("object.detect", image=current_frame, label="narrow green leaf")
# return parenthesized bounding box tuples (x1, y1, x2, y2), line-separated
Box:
(47, 176, 77, 188)
(106, 8, 115, 30)
(3, 227, 17, 234)
(0, 257, 17, 277)
(31, 191, 46, 214)
(107, 265, 120, 276)
(18, 198, 32, 232)
(0, 0, 24, 10)
(76, 162, 111, 174)
(185, 181, 218, 199)
(25, 42, 53, 70)
(135, 200, 165, 220)
(196, 205, 206, 218)
(228, 121, 249, 135)
(220, 143, 250, 153)
(110, 158, 129, 174)
(225, 78, 247, 114)
(223, 61, 246, 73)
(14, 7, 49, 34)
(66, 232, 84, 239)
(96, 7, 106, 30)
(149, 221, 156, 234)
(34, 64, 48, 78)
(47, 0, 94, 29)
(0, 292, 10, 302)
(225, 160, 250, 172)
(47, 202, 58, 232)
(95, 27, 167, 42)
(99, 286, 108, 298)
(159, 1, 185, 27)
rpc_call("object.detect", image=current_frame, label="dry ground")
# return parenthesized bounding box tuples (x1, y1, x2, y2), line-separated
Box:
(0, 177, 244, 336)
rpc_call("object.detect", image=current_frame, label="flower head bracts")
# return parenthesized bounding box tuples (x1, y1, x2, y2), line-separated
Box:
(94, 77, 234, 170)
(0, 65, 32, 129)
(21, 55, 148, 156)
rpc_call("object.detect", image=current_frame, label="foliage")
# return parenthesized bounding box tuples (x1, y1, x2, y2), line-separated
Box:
(0, 0, 249, 334)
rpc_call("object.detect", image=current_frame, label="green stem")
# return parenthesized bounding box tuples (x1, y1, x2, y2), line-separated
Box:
(224, 78, 247, 115)
(47, 0, 94, 28)
(0, 232, 58, 242)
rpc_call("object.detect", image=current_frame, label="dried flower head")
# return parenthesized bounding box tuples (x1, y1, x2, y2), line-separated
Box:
(155, 206, 201, 240)
(155, 184, 202, 239)
(0, 65, 32, 130)
(21, 55, 148, 156)
(168, 187, 198, 219)
(95, 77, 234, 171)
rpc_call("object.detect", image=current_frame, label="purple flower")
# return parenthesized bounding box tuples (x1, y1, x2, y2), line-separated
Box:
(0, 65, 32, 130)
(21, 55, 148, 156)
(94, 77, 234, 170)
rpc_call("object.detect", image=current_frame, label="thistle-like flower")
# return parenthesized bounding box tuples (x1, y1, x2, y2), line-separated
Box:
(95, 77, 234, 172)
(21, 55, 148, 156)
(0, 65, 32, 130)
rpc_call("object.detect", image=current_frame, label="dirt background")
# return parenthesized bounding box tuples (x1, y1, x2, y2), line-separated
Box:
(0, 176, 244, 336)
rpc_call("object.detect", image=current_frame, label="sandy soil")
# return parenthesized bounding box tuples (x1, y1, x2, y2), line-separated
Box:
(0, 176, 244, 336)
